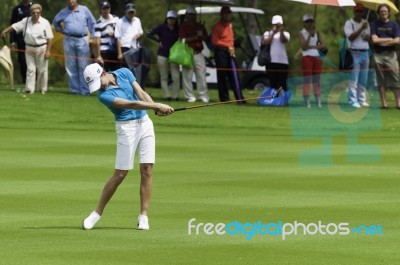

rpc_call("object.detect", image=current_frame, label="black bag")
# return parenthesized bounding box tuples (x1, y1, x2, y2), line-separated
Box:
(257, 43, 271, 66)
(318, 47, 328, 56)
(339, 47, 353, 70)
(317, 31, 328, 56)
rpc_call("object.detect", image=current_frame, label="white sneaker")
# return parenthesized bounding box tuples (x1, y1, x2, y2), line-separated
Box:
(187, 97, 196, 103)
(200, 97, 209, 103)
(82, 211, 101, 230)
(137, 214, 149, 230)
(361, 102, 369, 107)
(351, 102, 361, 108)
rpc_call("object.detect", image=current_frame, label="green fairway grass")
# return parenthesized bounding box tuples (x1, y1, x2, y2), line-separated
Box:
(0, 87, 399, 265)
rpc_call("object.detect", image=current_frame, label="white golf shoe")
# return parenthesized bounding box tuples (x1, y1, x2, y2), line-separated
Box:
(137, 214, 149, 230)
(82, 211, 101, 230)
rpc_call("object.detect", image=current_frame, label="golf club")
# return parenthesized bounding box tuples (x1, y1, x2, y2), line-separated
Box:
(174, 87, 283, 112)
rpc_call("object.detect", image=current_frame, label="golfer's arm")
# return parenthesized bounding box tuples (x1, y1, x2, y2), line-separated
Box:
(112, 97, 159, 111)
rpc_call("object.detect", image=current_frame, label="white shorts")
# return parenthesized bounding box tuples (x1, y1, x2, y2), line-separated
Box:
(115, 115, 155, 170)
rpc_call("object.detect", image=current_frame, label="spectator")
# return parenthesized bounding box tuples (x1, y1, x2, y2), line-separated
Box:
(115, 3, 143, 70)
(344, 3, 370, 108)
(9, 0, 32, 85)
(1, 4, 53, 94)
(370, 4, 400, 109)
(147, 10, 180, 101)
(262, 15, 290, 92)
(94, 0, 119, 72)
(52, 0, 96, 95)
(298, 14, 325, 108)
(179, 6, 209, 103)
(211, 6, 245, 102)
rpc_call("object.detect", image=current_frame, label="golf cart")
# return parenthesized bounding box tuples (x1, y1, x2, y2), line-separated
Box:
(176, 6, 269, 90)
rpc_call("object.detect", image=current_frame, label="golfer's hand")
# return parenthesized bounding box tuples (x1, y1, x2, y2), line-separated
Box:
(155, 103, 174, 116)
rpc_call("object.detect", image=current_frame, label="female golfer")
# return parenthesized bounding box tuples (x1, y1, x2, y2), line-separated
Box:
(82, 63, 174, 230)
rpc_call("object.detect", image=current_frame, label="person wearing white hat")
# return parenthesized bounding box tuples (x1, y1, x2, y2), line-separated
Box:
(298, 14, 326, 108)
(81, 63, 174, 231)
(262, 15, 290, 93)
(146, 10, 180, 101)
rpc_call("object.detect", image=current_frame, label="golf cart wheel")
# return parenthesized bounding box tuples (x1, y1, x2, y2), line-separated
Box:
(249, 77, 269, 90)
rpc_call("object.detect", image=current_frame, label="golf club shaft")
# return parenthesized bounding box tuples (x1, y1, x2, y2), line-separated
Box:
(174, 88, 282, 112)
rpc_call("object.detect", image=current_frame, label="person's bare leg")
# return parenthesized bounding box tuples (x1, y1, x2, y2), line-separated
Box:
(139, 163, 153, 216)
(315, 94, 322, 108)
(392, 88, 400, 108)
(378, 86, 388, 108)
(95, 169, 128, 215)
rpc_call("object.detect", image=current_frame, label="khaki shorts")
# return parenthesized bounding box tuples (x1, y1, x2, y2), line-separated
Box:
(373, 50, 400, 89)
(115, 115, 155, 170)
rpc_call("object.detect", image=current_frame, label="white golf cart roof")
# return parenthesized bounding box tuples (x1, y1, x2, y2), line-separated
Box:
(177, 6, 265, 15)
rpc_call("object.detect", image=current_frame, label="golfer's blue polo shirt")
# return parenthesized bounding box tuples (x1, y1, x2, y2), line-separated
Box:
(98, 68, 147, 121)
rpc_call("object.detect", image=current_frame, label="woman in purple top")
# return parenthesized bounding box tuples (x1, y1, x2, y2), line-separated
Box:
(147, 10, 180, 101)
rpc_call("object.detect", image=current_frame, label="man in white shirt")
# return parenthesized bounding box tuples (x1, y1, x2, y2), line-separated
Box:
(115, 3, 143, 67)
(344, 3, 370, 108)
(94, 1, 119, 71)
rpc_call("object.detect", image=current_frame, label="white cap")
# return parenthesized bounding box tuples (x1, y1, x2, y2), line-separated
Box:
(303, 14, 314, 22)
(186, 6, 197, 14)
(84, 63, 103, 93)
(166, 10, 177, 18)
(271, 15, 283, 25)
